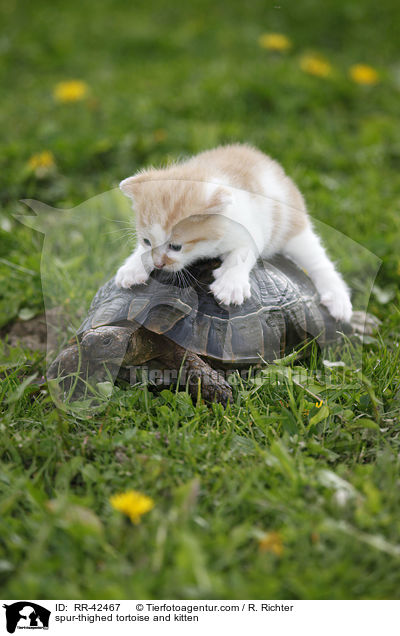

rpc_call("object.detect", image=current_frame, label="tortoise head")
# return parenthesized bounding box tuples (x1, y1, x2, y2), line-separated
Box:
(80, 326, 132, 361)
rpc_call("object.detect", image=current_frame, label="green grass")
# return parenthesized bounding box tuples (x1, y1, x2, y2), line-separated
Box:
(1, 0, 400, 599)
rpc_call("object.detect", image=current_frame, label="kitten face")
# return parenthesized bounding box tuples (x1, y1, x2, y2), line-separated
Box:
(120, 172, 232, 272)
(138, 215, 227, 271)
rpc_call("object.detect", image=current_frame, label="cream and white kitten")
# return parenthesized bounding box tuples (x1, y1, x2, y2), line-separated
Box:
(116, 144, 352, 322)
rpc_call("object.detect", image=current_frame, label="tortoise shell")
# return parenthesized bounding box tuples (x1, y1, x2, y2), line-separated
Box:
(78, 256, 349, 366)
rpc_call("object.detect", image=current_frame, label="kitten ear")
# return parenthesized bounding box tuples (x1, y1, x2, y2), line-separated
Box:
(119, 176, 139, 200)
(206, 187, 233, 213)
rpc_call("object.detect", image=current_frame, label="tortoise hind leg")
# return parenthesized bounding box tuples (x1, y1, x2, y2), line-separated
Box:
(157, 340, 233, 407)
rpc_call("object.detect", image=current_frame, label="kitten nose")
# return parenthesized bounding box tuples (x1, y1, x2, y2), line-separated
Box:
(153, 255, 165, 269)
(153, 249, 166, 269)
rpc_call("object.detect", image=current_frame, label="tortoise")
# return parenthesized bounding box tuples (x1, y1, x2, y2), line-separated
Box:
(48, 255, 356, 406)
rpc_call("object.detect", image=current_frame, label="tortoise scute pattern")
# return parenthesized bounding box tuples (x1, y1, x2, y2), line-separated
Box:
(78, 255, 347, 365)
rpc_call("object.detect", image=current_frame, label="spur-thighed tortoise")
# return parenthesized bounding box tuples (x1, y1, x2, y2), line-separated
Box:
(48, 255, 354, 405)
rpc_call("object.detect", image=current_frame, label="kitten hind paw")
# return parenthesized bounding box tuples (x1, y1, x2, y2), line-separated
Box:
(320, 290, 352, 323)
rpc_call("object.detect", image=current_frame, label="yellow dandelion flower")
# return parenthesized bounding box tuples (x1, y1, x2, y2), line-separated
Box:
(109, 490, 154, 524)
(28, 150, 55, 171)
(27, 151, 55, 177)
(258, 531, 284, 556)
(349, 64, 379, 85)
(53, 80, 89, 102)
(258, 33, 292, 52)
(300, 54, 332, 78)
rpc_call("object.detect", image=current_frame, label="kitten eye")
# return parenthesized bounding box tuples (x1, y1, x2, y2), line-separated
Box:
(169, 243, 182, 252)
(143, 238, 151, 246)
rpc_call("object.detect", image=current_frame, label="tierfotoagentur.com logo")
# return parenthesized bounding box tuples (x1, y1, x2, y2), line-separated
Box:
(2, 602, 51, 634)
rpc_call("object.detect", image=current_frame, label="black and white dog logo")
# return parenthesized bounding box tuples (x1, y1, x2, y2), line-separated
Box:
(2, 602, 50, 633)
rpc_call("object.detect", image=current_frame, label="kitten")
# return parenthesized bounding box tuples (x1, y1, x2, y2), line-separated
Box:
(116, 144, 352, 322)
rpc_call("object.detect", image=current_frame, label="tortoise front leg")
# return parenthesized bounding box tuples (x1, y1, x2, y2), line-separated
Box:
(156, 339, 233, 407)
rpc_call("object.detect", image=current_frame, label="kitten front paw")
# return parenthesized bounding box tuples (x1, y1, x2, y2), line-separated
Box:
(210, 273, 251, 306)
(320, 289, 352, 323)
(115, 263, 149, 289)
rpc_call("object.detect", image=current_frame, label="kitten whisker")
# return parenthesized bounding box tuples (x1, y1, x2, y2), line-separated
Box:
(104, 217, 137, 228)
(183, 267, 207, 291)
(103, 227, 137, 241)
